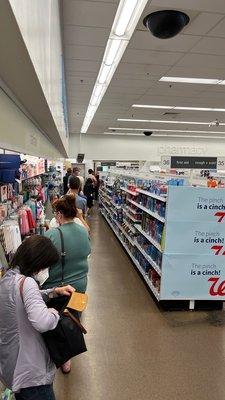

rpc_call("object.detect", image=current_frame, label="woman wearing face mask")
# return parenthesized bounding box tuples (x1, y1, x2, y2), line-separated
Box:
(42, 195, 91, 373)
(0, 235, 74, 400)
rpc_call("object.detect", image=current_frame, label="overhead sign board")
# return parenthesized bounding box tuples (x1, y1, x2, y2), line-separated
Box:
(161, 156, 225, 170)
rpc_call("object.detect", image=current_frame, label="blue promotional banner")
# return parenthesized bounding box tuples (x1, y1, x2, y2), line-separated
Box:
(161, 254, 225, 300)
(166, 186, 225, 223)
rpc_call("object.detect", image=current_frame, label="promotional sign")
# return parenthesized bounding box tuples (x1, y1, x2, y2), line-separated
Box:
(161, 155, 225, 171)
(166, 186, 225, 222)
(165, 221, 225, 255)
(161, 186, 225, 300)
(161, 254, 225, 300)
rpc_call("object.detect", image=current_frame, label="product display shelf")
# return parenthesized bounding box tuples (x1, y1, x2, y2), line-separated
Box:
(123, 220, 136, 234)
(135, 188, 167, 202)
(128, 199, 166, 223)
(111, 200, 122, 210)
(99, 195, 111, 207)
(123, 209, 141, 223)
(121, 187, 139, 196)
(134, 240, 162, 276)
(135, 224, 162, 252)
(101, 210, 160, 301)
(126, 206, 138, 215)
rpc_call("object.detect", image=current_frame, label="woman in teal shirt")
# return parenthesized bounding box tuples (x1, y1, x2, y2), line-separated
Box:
(43, 195, 91, 373)
(43, 195, 91, 293)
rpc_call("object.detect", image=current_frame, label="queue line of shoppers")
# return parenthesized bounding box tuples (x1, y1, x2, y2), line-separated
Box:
(0, 194, 91, 398)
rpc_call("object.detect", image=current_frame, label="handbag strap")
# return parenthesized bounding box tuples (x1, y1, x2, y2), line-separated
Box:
(19, 276, 26, 302)
(57, 227, 66, 285)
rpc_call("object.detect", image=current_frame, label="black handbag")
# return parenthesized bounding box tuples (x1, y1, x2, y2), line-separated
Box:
(20, 227, 87, 369)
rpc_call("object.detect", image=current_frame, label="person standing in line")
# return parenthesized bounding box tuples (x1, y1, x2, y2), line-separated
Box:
(63, 168, 72, 195)
(88, 169, 97, 185)
(67, 176, 87, 217)
(43, 196, 91, 374)
(0, 235, 75, 400)
(84, 178, 95, 211)
(69, 167, 85, 192)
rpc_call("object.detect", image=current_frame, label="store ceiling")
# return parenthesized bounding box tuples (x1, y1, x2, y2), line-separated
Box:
(62, 0, 225, 138)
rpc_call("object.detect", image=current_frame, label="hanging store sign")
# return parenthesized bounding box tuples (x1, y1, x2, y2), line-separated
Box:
(161, 156, 225, 170)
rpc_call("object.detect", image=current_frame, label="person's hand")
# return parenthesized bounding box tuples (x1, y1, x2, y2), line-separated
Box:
(55, 285, 75, 297)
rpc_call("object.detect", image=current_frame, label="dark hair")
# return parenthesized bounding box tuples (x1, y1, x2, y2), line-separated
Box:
(11, 235, 59, 276)
(67, 168, 72, 174)
(69, 176, 81, 190)
(88, 169, 94, 174)
(53, 195, 77, 219)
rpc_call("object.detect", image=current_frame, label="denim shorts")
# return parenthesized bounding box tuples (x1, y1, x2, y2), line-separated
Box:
(15, 384, 55, 400)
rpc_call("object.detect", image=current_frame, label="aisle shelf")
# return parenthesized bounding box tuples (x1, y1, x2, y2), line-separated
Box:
(121, 187, 139, 196)
(128, 199, 165, 223)
(123, 209, 141, 223)
(111, 201, 122, 209)
(126, 206, 137, 215)
(134, 241, 162, 276)
(113, 219, 135, 246)
(101, 211, 160, 301)
(99, 196, 111, 207)
(123, 220, 136, 234)
(135, 225, 162, 252)
(136, 188, 167, 202)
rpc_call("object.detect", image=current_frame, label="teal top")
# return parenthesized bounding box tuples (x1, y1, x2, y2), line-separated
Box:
(43, 222, 91, 293)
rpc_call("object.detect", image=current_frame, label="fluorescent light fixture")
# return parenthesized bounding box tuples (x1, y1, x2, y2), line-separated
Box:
(113, 0, 138, 36)
(98, 64, 111, 84)
(159, 77, 222, 84)
(104, 39, 124, 65)
(132, 104, 225, 112)
(80, 0, 148, 133)
(109, 127, 225, 134)
(117, 118, 211, 125)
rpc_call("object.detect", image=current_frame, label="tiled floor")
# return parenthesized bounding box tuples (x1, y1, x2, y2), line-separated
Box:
(54, 209, 225, 400)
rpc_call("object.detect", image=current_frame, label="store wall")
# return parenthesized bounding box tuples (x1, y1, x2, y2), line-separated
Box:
(0, 88, 61, 158)
(8, 0, 68, 146)
(70, 134, 225, 161)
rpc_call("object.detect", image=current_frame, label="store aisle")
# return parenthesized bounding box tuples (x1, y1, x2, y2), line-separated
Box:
(54, 210, 225, 400)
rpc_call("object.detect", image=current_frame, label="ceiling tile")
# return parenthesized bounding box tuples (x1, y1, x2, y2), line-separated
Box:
(65, 45, 105, 61)
(117, 63, 170, 77)
(64, 26, 109, 47)
(65, 59, 101, 73)
(184, 12, 224, 35)
(122, 49, 183, 66)
(191, 37, 225, 55)
(207, 16, 225, 37)
(63, 0, 117, 28)
(177, 53, 225, 69)
(167, 65, 225, 79)
(150, 0, 225, 13)
(130, 31, 201, 52)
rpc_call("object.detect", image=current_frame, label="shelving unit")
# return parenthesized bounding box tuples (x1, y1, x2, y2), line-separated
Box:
(100, 172, 225, 310)
(127, 198, 165, 223)
(101, 209, 160, 301)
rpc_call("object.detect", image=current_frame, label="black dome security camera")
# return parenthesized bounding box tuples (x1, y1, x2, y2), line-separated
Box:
(143, 10, 190, 39)
(143, 131, 153, 136)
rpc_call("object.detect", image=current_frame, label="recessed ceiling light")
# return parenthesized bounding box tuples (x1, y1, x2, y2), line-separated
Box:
(117, 118, 216, 125)
(132, 104, 225, 112)
(159, 77, 224, 85)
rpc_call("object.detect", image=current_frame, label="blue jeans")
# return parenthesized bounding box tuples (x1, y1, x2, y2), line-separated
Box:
(15, 384, 55, 400)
